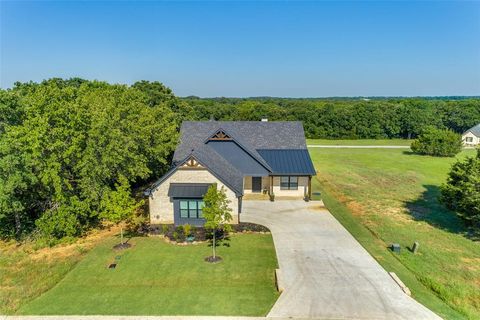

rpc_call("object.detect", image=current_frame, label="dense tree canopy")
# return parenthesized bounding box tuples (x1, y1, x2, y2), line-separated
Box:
(0, 79, 179, 241)
(440, 150, 480, 228)
(181, 97, 480, 139)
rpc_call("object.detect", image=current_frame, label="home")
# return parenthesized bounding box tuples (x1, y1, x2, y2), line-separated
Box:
(462, 124, 480, 147)
(145, 120, 316, 226)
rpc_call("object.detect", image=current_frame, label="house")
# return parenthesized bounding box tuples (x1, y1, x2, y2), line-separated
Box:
(462, 124, 480, 147)
(145, 120, 316, 226)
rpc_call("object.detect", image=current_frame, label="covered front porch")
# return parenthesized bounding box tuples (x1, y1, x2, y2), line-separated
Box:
(243, 175, 312, 200)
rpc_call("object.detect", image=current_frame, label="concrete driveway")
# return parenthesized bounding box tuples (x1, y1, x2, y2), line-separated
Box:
(242, 200, 441, 320)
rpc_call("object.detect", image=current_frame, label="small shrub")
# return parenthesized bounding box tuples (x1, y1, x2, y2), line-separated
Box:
(183, 224, 193, 237)
(161, 224, 169, 235)
(410, 126, 462, 157)
(173, 226, 185, 242)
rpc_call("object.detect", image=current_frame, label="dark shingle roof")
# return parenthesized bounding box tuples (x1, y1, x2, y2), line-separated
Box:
(464, 124, 480, 137)
(174, 121, 307, 162)
(148, 121, 314, 197)
(257, 149, 316, 175)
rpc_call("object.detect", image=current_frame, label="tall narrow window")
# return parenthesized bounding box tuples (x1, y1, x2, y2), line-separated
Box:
(180, 201, 189, 218)
(188, 200, 198, 218)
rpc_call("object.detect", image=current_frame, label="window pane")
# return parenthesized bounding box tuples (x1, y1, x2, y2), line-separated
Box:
(290, 176, 298, 183)
(289, 182, 298, 190)
(280, 176, 289, 183)
(180, 209, 189, 218)
(189, 201, 197, 218)
(198, 201, 205, 218)
(180, 201, 188, 209)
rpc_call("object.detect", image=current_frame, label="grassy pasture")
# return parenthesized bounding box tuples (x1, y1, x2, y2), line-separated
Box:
(18, 234, 279, 316)
(307, 138, 413, 146)
(0, 228, 117, 314)
(310, 147, 479, 319)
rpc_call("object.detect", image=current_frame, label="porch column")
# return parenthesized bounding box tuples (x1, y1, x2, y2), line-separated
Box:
(270, 176, 273, 195)
(308, 176, 312, 200)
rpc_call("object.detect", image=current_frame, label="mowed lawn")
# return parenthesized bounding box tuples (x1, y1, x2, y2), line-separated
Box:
(310, 147, 479, 319)
(306, 138, 413, 146)
(18, 234, 279, 316)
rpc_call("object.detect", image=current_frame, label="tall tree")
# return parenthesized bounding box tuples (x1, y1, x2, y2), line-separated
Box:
(440, 149, 480, 228)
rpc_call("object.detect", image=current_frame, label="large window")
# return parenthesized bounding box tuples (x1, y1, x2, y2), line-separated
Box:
(179, 199, 205, 219)
(466, 137, 473, 143)
(280, 176, 298, 190)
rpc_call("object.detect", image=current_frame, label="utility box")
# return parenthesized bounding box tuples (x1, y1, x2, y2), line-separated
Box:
(391, 243, 401, 254)
(412, 242, 420, 254)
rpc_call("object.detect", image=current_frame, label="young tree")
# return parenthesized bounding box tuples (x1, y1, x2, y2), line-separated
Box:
(202, 185, 233, 261)
(440, 149, 480, 228)
(410, 126, 462, 157)
(99, 176, 143, 247)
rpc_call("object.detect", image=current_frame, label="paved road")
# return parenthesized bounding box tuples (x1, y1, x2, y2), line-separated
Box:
(242, 200, 441, 320)
(307, 145, 410, 148)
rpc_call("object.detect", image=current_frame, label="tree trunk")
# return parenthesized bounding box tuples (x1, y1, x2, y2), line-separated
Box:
(213, 230, 216, 259)
(120, 226, 123, 245)
(14, 212, 21, 240)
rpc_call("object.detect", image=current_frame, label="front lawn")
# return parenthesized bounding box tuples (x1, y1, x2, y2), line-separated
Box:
(310, 147, 479, 319)
(19, 233, 279, 316)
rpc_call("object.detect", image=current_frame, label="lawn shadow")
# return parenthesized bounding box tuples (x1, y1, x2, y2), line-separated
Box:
(405, 185, 479, 241)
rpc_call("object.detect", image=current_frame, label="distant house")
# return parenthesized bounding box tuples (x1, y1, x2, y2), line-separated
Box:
(462, 124, 480, 147)
(144, 120, 316, 226)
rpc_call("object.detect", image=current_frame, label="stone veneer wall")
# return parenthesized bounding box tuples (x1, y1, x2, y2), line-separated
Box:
(149, 168, 239, 224)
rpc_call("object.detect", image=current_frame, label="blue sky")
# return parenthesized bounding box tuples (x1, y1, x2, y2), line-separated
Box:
(1, 1, 479, 97)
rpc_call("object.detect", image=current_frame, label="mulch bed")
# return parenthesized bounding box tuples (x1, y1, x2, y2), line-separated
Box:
(148, 222, 270, 244)
(204, 256, 223, 263)
(113, 242, 132, 250)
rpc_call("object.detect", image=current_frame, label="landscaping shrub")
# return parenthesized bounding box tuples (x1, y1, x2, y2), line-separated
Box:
(173, 226, 185, 242)
(149, 223, 269, 243)
(161, 224, 169, 235)
(410, 126, 462, 157)
(440, 149, 480, 228)
(183, 224, 193, 237)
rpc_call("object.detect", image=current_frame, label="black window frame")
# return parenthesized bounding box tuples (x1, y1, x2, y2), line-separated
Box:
(179, 199, 205, 219)
(280, 176, 298, 190)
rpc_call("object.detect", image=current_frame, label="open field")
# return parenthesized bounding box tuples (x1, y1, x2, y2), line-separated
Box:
(306, 138, 413, 146)
(310, 147, 479, 319)
(18, 234, 279, 316)
(0, 228, 118, 314)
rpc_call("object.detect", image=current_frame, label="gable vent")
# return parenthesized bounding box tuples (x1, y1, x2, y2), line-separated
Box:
(209, 130, 233, 141)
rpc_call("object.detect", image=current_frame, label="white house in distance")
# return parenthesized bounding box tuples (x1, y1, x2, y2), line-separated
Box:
(462, 124, 480, 147)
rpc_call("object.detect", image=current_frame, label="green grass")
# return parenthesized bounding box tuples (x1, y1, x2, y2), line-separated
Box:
(18, 234, 279, 316)
(0, 241, 92, 314)
(307, 138, 413, 146)
(310, 147, 479, 319)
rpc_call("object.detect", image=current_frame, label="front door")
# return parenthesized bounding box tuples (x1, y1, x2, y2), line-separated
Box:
(252, 177, 262, 193)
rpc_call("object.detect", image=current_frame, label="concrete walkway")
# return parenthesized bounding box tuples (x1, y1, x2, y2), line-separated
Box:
(307, 145, 410, 148)
(242, 200, 441, 320)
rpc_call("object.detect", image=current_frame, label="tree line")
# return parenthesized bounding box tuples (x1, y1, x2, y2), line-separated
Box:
(181, 97, 480, 139)
(1, 78, 479, 242)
